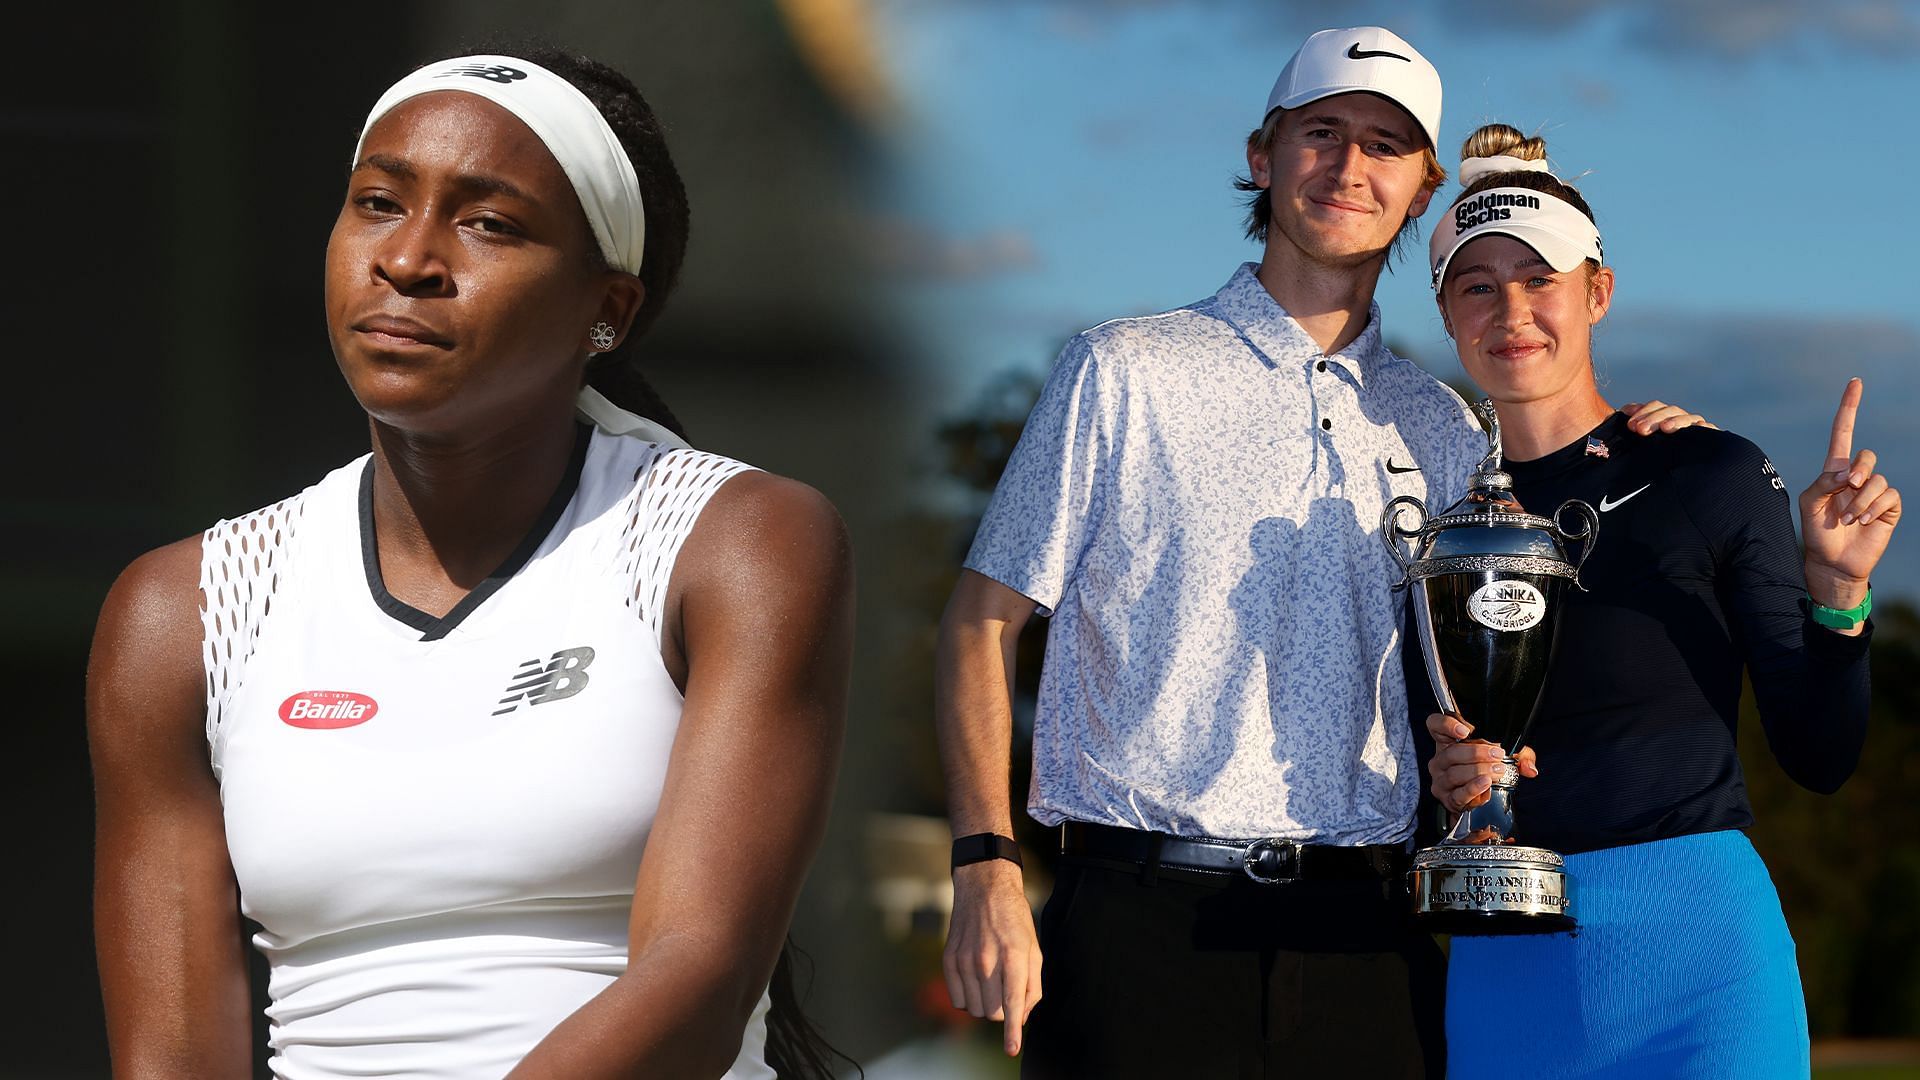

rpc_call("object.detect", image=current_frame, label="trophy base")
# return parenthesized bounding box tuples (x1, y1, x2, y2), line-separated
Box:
(1408, 844, 1575, 936)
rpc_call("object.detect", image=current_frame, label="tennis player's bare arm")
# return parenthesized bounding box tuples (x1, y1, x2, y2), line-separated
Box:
(934, 568, 1043, 1057)
(509, 472, 853, 1078)
(88, 537, 253, 1079)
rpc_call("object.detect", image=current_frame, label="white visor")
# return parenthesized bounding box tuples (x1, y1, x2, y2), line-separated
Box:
(354, 55, 646, 276)
(1429, 186, 1603, 291)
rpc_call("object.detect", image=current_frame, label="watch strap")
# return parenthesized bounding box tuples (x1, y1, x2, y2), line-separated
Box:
(952, 832, 1023, 870)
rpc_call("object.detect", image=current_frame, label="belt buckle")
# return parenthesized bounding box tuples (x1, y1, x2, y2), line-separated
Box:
(1241, 837, 1300, 884)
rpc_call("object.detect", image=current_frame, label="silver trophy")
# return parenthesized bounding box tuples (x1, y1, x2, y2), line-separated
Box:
(1382, 401, 1598, 934)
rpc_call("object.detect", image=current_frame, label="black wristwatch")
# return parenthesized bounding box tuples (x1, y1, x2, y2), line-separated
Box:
(951, 832, 1023, 871)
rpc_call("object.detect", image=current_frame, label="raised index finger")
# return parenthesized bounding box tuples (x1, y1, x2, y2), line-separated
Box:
(1826, 378, 1863, 470)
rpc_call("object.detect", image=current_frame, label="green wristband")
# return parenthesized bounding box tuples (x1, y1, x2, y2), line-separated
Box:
(1808, 587, 1872, 630)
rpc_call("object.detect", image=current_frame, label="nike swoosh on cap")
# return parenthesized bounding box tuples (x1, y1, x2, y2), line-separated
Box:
(1348, 43, 1412, 62)
(1599, 484, 1651, 512)
(1386, 460, 1420, 474)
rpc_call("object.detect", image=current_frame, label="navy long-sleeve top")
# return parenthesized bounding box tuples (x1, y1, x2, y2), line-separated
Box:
(1409, 412, 1872, 855)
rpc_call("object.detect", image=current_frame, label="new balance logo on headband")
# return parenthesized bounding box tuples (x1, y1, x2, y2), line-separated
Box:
(359, 54, 647, 274)
(436, 64, 527, 84)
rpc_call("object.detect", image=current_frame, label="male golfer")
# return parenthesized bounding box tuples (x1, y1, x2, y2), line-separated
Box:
(935, 25, 1700, 1077)
(937, 27, 1462, 1076)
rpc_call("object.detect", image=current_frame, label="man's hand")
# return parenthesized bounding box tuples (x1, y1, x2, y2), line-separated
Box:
(935, 571, 1043, 1054)
(1621, 399, 1717, 435)
(943, 859, 1043, 1056)
(1426, 712, 1538, 816)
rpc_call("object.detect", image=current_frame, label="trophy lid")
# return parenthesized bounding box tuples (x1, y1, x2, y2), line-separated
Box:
(1392, 400, 1592, 579)
(1427, 401, 1556, 535)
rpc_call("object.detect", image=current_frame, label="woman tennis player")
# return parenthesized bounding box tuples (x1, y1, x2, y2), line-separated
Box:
(87, 48, 853, 1078)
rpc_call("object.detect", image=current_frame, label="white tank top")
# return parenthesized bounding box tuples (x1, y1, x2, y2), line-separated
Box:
(201, 427, 774, 1079)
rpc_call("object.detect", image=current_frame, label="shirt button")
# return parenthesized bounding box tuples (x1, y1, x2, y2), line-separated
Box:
(1321, 418, 1332, 431)
(1317, 361, 1328, 372)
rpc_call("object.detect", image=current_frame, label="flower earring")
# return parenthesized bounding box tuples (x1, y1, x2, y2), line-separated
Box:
(589, 322, 617, 351)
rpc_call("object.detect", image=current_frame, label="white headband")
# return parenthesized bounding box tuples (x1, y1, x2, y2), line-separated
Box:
(355, 57, 684, 448)
(354, 55, 647, 275)
(1456, 154, 1552, 187)
(575, 386, 688, 449)
(1429, 185, 1603, 291)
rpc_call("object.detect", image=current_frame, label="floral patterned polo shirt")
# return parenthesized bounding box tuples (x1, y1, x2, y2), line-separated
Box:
(965, 263, 1485, 844)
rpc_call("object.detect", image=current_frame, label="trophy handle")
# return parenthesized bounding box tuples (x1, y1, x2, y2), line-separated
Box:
(1553, 499, 1600, 591)
(1381, 495, 1428, 589)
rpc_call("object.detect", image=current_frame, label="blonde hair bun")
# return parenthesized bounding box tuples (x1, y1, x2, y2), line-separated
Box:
(1460, 123, 1546, 165)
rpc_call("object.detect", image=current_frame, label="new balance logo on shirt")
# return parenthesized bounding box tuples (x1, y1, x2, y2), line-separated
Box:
(493, 647, 596, 715)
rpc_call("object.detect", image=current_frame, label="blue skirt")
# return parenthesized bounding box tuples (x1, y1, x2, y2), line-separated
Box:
(1445, 830, 1808, 1078)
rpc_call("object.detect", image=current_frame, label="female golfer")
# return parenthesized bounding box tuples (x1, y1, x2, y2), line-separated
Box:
(1421, 124, 1897, 1077)
(86, 49, 852, 1078)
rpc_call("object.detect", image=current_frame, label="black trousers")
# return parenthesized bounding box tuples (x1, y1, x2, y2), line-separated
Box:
(1020, 857, 1447, 1079)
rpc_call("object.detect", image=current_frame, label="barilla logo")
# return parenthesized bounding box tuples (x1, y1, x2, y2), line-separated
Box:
(279, 690, 379, 730)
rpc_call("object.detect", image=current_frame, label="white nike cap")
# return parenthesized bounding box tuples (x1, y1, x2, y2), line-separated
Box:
(1265, 27, 1442, 150)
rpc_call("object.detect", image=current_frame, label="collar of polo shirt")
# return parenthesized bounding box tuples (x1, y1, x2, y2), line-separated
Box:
(1213, 263, 1388, 386)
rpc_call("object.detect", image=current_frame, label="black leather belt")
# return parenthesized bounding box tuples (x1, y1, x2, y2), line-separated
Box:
(1060, 821, 1407, 884)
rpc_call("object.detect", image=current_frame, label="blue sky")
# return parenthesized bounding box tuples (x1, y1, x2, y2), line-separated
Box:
(874, 0, 1920, 597)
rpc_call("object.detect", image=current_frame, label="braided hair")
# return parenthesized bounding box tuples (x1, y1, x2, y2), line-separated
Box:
(520, 46, 691, 440)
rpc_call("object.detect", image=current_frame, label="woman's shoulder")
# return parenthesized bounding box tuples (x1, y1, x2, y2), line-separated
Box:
(1655, 426, 1795, 538)
(100, 458, 369, 695)
(650, 464, 853, 682)
(620, 439, 836, 530)
(90, 534, 211, 745)
(690, 469, 849, 566)
(611, 434, 849, 599)
(102, 534, 206, 630)
(1660, 425, 1782, 484)
(669, 467, 851, 597)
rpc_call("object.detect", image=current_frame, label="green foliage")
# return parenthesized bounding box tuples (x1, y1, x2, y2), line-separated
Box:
(1742, 599, 1920, 1036)
(935, 370, 1046, 502)
(878, 370, 1052, 824)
